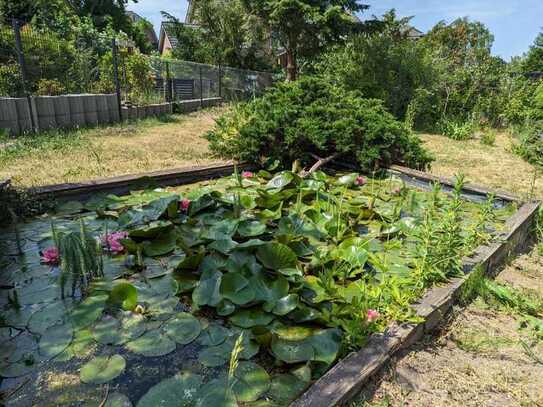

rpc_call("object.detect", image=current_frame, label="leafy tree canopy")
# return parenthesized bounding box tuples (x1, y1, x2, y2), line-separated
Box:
(523, 31, 543, 74)
(180, 0, 272, 70)
(242, 0, 368, 80)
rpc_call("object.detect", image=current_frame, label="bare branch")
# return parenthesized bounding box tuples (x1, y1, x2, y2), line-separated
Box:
(300, 153, 340, 177)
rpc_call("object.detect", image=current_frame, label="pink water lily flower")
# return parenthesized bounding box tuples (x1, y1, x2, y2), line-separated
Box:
(101, 231, 129, 255)
(242, 171, 254, 178)
(355, 175, 366, 186)
(392, 186, 402, 195)
(367, 309, 380, 323)
(180, 198, 191, 212)
(41, 247, 60, 265)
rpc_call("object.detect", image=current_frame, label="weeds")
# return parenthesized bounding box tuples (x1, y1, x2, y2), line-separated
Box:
(536, 204, 543, 256)
(480, 129, 497, 146)
(228, 333, 244, 388)
(439, 120, 474, 140)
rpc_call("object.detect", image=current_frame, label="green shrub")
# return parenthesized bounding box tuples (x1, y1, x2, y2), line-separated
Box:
(480, 129, 497, 146)
(205, 76, 433, 172)
(439, 119, 474, 140)
(512, 126, 543, 167)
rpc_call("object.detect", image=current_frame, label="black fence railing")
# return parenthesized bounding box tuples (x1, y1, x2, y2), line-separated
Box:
(0, 18, 274, 132)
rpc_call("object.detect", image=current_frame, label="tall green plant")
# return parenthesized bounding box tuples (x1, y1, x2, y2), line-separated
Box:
(53, 219, 104, 298)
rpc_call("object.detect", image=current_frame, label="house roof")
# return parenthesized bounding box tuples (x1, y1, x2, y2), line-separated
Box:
(158, 21, 200, 54)
(404, 26, 424, 39)
(160, 22, 179, 50)
(126, 11, 159, 47)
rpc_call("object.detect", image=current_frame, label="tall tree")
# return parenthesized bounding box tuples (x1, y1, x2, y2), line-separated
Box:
(242, 0, 367, 80)
(190, 0, 271, 70)
(523, 31, 543, 74)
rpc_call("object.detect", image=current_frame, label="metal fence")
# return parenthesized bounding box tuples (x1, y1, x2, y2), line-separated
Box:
(147, 58, 273, 103)
(0, 18, 273, 132)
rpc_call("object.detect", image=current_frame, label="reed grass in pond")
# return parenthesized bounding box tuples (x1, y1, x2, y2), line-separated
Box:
(0, 170, 515, 406)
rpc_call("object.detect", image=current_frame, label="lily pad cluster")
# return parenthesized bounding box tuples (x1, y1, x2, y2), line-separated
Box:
(0, 169, 513, 406)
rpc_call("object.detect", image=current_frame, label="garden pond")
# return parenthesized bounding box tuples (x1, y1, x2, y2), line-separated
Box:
(0, 169, 516, 406)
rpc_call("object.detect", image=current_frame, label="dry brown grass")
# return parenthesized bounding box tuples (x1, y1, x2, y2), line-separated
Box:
(421, 132, 543, 200)
(0, 107, 227, 187)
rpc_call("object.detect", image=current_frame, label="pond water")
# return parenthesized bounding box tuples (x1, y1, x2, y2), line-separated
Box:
(0, 171, 516, 406)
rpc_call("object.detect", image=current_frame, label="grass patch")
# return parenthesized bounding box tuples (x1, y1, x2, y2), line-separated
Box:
(420, 132, 543, 200)
(452, 327, 516, 353)
(0, 108, 226, 187)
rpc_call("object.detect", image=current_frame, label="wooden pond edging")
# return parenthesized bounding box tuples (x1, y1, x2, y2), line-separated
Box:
(291, 199, 541, 407)
(28, 162, 254, 204)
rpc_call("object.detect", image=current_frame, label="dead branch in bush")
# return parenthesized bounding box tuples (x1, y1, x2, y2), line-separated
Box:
(300, 153, 340, 177)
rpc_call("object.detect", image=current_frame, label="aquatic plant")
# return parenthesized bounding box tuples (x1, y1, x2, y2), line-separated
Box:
(54, 219, 104, 298)
(180, 198, 191, 212)
(40, 247, 60, 265)
(101, 231, 128, 254)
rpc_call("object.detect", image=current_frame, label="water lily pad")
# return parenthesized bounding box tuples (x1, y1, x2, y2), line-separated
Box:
(250, 272, 289, 311)
(273, 326, 313, 341)
(271, 337, 314, 364)
(56, 328, 95, 362)
(137, 371, 203, 407)
(120, 312, 147, 341)
(208, 237, 238, 254)
(256, 243, 298, 270)
(197, 324, 230, 346)
(126, 330, 176, 357)
(174, 270, 199, 293)
(0, 356, 39, 378)
(272, 294, 299, 316)
(236, 239, 268, 250)
(70, 294, 108, 329)
(142, 230, 177, 257)
(195, 378, 237, 407)
(109, 282, 138, 311)
(266, 172, 295, 191)
(93, 316, 124, 345)
(217, 300, 236, 316)
(232, 362, 270, 402)
(229, 309, 274, 328)
(105, 392, 132, 407)
(238, 220, 267, 237)
(308, 328, 341, 365)
(80, 354, 126, 384)
(163, 313, 201, 345)
(291, 364, 312, 383)
(267, 374, 307, 404)
(197, 342, 231, 367)
(28, 301, 66, 334)
(221, 272, 255, 305)
(146, 275, 178, 299)
(192, 269, 222, 307)
(39, 322, 73, 359)
(56, 201, 84, 214)
(128, 220, 173, 239)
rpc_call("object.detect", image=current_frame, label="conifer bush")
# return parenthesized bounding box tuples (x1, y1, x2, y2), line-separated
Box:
(206, 76, 433, 172)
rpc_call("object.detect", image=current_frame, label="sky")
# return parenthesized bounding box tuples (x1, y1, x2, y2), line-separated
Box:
(128, 0, 543, 60)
